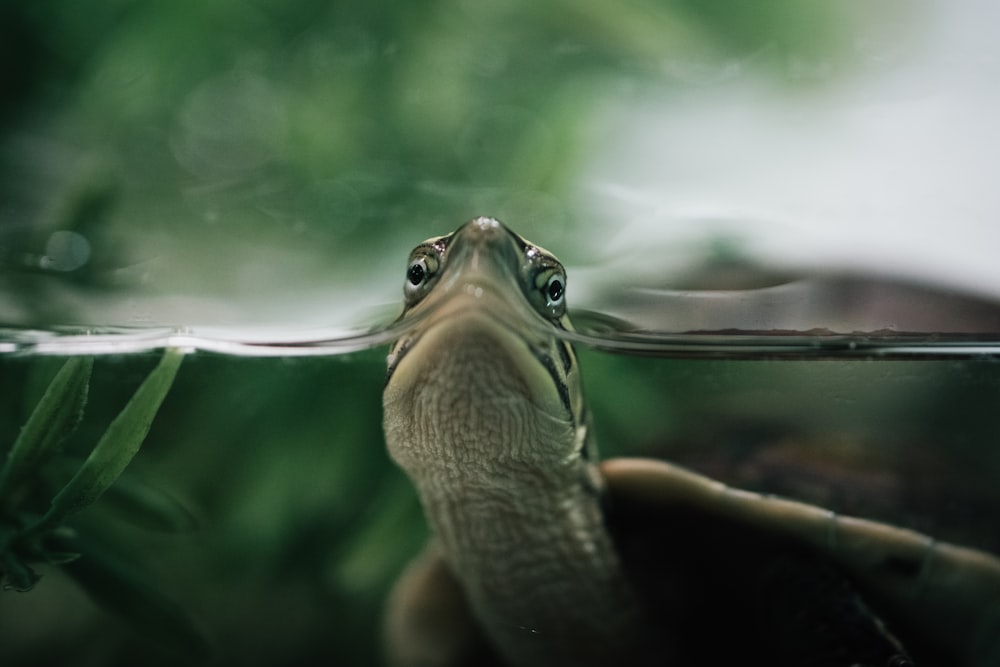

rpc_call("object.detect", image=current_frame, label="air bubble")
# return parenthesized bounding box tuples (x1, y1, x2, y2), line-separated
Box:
(40, 231, 91, 272)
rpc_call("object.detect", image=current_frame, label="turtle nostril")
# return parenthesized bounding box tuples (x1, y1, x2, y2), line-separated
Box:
(472, 216, 500, 231)
(465, 217, 504, 241)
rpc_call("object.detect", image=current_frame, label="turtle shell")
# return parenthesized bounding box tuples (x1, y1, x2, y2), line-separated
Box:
(385, 457, 1000, 667)
(603, 457, 1000, 667)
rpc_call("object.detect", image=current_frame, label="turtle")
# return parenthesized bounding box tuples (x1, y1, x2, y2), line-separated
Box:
(380, 216, 1000, 667)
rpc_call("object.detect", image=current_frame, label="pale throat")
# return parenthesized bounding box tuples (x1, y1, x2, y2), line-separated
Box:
(383, 336, 642, 666)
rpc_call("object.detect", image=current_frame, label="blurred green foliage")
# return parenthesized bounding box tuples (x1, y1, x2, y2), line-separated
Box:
(0, 0, 862, 326)
(0, 350, 206, 661)
(0, 349, 427, 666)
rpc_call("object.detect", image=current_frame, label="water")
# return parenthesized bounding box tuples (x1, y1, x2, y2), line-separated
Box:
(4, 0, 1000, 664)
(2, 304, 999, 666)
(5, 269, 1000, 359)
(5, 320, 1000, 360)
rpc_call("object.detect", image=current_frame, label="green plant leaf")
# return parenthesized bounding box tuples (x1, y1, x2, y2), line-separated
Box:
(39, 548, 82, 566)
(0, 550, 40, 591)
(0, 356, 93, 504)
(37, 349, 184, 530)
(63, 539, 211, 660)
(100, 473, 200, 533)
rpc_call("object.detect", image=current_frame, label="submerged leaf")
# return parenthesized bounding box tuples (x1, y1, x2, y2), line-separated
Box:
(63, 539, 211, 660)
(100, 474, 200, 533)
(0, 550, 41, 592)
(39, 548, 82, 565)
(0, 356, 93, 503)
(39, 349, 184, 528)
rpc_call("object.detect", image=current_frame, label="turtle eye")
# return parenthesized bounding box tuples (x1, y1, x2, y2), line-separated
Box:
(403, 249, 440, 305)
(532, 266, 567, 318)
(407, 259, 427, 286)
(545, 273, 564, 305)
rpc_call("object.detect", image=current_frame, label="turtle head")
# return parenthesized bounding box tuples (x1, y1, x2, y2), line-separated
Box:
(383, 217, 592, 484)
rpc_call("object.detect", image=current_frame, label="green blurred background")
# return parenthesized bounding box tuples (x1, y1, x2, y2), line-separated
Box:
(0, 0, 881, 328)
(2, 2, 999, 666)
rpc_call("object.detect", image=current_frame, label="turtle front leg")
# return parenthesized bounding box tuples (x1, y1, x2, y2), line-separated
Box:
(384, 543, 501, 667)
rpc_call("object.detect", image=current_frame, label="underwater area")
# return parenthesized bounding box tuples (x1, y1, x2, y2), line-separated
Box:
(2, 1, 1000, 665)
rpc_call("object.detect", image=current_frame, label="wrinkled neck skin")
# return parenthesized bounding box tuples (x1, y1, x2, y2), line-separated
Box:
(383, 327, 643, 667)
